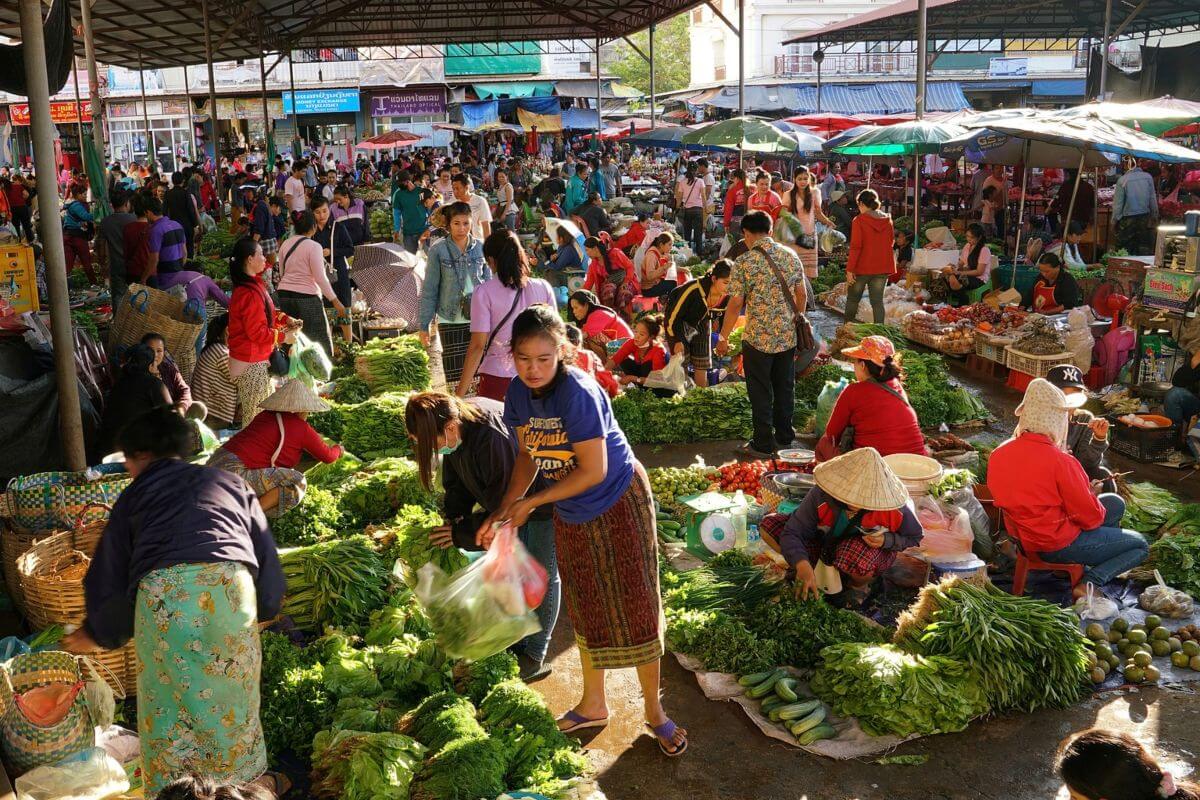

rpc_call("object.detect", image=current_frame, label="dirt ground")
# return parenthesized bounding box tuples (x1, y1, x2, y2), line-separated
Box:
(544, 308, 1200, 800)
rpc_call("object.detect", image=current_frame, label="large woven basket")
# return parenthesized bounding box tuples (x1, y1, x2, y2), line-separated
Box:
(16, 506, 138, 697)
(0, 520, 44, 616)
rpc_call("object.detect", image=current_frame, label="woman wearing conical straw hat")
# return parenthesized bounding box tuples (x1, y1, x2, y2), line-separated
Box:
(770, 446, 922, 609)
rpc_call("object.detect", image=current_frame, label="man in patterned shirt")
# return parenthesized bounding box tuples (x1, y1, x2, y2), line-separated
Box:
(717, 210, 808, 457)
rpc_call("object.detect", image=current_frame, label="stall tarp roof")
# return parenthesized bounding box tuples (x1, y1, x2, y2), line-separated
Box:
(561, 107, 600, 129)
(0, 0, 706, 70)
(784, 0, 1200, 48)
(553, 79, 644, 99)
(688, 81, 970, 115)
(472, 82, 554, 99)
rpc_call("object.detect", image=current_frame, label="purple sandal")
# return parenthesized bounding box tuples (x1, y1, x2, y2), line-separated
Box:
(558, 709, 609, 734)
(648, 719, 688, 757)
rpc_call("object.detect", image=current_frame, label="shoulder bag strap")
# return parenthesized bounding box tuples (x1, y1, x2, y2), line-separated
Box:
(482, 286, 524, 358)
(270, 413, 286, 468)
(277, 238, 298, 279)
(760, 245, 800, 320)
(865, 378, 907, 404)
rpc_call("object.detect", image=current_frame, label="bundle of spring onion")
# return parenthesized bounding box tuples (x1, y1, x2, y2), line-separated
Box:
(280, 536, 392, 631)
(355, 336, 431, 394)
(894, 576, 1090, 713)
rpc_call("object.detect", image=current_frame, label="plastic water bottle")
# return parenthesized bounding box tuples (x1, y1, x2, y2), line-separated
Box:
(732, 490, 748, 549)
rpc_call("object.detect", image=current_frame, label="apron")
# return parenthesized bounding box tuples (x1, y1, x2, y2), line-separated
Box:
(1031, 280, 1058, 312)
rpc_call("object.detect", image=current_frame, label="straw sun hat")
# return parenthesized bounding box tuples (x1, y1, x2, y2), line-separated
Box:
(260, 379, 330, 414)
(813, 447, 909, 511)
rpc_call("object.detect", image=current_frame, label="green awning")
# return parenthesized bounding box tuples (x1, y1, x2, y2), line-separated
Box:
(608, 82, 643, 99)
(473, 82, 555, 99)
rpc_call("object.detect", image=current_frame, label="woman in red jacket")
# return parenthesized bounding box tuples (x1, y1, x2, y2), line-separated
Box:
(722, 168, 747, 239)
(226, 237, 300, 425)
(208, 379, 343, 517)
(818, 335, 926, 462)
(987, 378, 1148, 601)
(845, 189, 896, 324)
(583, 234, 638, 316)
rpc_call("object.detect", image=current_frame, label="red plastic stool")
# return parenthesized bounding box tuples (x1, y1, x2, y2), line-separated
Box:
(1012, 552, 1085, 596)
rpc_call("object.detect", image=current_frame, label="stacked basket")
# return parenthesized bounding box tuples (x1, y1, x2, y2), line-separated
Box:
(16, 505, 136, 697)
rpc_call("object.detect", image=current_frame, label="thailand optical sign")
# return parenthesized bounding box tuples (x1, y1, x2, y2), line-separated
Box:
(281, 89, 360, 115)
(9, 101, 93, 126)
(369, 89, 446, 117)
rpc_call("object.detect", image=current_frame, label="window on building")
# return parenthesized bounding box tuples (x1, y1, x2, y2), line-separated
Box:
(692, 7, 704, 22)
(292, 47, 360, 63)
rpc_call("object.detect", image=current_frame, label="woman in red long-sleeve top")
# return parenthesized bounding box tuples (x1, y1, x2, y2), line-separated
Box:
(845, 189, 897, 324)
(817, 336, 926, 462)
(723, 168, 747, 237)
(208, 379, 343, 518)
(226, 238, 300, 424)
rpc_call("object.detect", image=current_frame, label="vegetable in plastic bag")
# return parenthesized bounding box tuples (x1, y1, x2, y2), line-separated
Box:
(1139, 583, 1195, 619)
(813, 378, 849, 436)
(14, 747, 129, 800)
(414, 523, 544, 660)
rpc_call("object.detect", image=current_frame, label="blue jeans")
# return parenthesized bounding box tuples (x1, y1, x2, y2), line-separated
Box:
(403, 234, 421, 254)
(518, 519, 560, 663)
(1164, 387, 1200, 427)
(1041, 494, 1149, 586)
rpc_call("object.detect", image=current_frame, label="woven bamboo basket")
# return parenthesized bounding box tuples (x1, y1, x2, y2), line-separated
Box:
(17, 505, 138, 696)
(1, 519, 46, 615)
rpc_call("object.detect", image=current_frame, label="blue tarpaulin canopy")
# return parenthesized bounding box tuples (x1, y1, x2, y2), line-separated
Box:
(562, 107, 600, 129)
(472, 81, 555, 99)
(689, 81, 970, 115)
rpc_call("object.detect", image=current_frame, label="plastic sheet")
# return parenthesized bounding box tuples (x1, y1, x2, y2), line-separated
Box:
(14, 747, 129, 800)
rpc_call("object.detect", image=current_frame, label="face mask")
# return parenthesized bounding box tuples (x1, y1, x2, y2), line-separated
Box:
(437, 431, 460, 456)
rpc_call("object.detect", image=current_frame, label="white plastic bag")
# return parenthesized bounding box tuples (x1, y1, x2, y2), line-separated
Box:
(914, 496, 973, 558)
(1139, 571, 1195, 619)
(415, 522, 545, 660)
(15, 747, 129, 800)
(644, 354, 687, 394)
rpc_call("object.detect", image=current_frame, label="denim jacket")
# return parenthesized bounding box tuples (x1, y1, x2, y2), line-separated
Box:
(419, 235, 489, 330)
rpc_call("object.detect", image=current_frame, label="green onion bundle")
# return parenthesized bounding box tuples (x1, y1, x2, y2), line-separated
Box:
(280, 535, 391, 631)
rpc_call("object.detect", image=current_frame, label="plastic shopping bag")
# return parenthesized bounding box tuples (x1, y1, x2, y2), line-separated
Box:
(814, 377, 849, 436)
(14, 746, 129, 800)
(415, 523, 547, 660)
(914, 496, 973, 558)
(946, 487, 993, 561)
(644, 354, 687, 395)
(287, 332, 333, 386)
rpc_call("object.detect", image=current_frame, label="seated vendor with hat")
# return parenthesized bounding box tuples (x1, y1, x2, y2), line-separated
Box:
(1046, 363, 1115, 494)
(761, 447, 922, 608)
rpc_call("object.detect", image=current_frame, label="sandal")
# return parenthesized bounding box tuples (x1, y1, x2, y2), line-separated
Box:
(257, 771, 292, 798)
(647, 719, 688, 757)
(557, 709, 609, 734)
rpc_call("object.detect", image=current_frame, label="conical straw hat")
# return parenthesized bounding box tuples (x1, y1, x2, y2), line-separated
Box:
(259, 379, 330, 414)
(813, 447, 909, 511)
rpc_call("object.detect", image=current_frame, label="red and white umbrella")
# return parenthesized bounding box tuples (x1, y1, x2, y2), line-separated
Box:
(355, 130, 422, 150)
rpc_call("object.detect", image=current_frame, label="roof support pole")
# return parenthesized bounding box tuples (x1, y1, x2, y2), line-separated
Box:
(71, 56, 84, 159)
(915, 0, 927, 119)
(183, 66, 195, 163)
(1062, 151, 1086, 246)
(138, 52, 152, 171)
(259, 27, 271, 164)
(737, 0, 744, 167)
(288, 49, 300, 158)
(19, 0, 85, 470)
(78, 0, 106, 183)
(595, 36, 602, 152)
(201, 0, 222, 218)
(1097, 0, 1113, 99)
(649, 23, 656, 130)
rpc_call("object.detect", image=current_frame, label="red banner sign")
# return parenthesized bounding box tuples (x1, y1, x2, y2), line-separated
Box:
(8, 100, 93, 126)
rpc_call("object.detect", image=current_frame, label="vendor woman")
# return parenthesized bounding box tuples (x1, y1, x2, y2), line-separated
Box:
(64, 408, 287, 798)
(987, 378, 1148, 601)
(207, 379, 343, 517)
(1046, 363, 1116, 493)
(939, 222, 992, 306)
(1025, 252, 1081, 314)
(480, 304, 686, 757)
(405, 391, 560, 681)
(606, 314, 669, 390)
(817, 336, 926, 462)
(763, 447, 922, 608)
(569, 290, 634, 361)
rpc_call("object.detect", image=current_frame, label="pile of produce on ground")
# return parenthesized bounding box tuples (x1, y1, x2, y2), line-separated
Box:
(310, 392, 416, 457)
(1138, 535, 1200, 599)
(356, 336, 432, 394)
(369, 206, 394, 240)
(898, 350, 992, 427)
(795, 360, 852, 407)
(198, 224, 239, 259)
(648, 465, 719, 513)
(827, 323, 911, 359)
(737, 669, 835, 745)
(1119, 482, 1185, 536)
(1081, 615, 1198, 685)
(613, 383, 813, 445)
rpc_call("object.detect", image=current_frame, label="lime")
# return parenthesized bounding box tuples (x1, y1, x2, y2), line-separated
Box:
(1124, 666, 1145, 683)
(1134, 651, 1153, 668)
(1086, 651, 1099, 667)
(1145, 614, 1163, 629)
(1152, 627, 1171, 641)
(1085, 623, 1106, 641)
(1111, 617, 1129, 633)
(1152, 640, 1171, 657)
(1144, 665, 1161, 682)
(1190, 655, 1200, 672)
(1090, 666, 1106, 683)
(1184, 641, 1200, 658)
(1107, 629, 1123, 644)
(1095, 642, 1113, 660)
(1172, 652, 1191, 669)
(1129, 630, 1148, 645)
(1118, 639, 1132, 655)
(1169, 637, 1183, 653)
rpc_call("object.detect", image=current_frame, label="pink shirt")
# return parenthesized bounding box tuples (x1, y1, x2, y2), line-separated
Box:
(469, 277, 557, 378)
(275, 235, 338, 302)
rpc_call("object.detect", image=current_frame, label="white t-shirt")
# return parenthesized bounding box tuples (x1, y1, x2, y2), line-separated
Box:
(284, 176, 306, 212)
(467, 193, 493, 240)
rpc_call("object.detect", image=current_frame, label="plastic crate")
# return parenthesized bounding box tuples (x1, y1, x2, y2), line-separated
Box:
(438, 321, 472, 383)
(1108, 418, 1179, 463)
(974, 333, 1011, 364)
(1004, 346, 1074, 379)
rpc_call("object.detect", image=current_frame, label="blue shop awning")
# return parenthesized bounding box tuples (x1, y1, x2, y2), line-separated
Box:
(472, 81, 555, 99)
(1031, 79, 1086, 97)
(690, 81, 971, 116)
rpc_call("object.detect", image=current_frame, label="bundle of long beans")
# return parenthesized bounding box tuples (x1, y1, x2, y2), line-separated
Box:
(280, 536, 391, 631)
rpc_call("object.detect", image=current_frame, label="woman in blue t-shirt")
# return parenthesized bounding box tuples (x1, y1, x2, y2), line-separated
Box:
(479, 303, 687, 757)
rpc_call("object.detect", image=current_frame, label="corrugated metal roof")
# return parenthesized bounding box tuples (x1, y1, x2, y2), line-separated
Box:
(688, 82, 971, 116)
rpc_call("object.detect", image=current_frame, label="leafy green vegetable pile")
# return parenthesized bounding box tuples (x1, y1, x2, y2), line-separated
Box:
(1122, 482, 1183, 536)
(894, 577, 1089, 713)
(811, 643, 987, 737)
(271, 486, 343, 547)
(382, 504, 468, 579)
(899, 349, 991, 427)
(198, 226, 238, 259)
(193, 255, 229, 282)
(356, 336, 432, 394)
(71, 310, 100, 340)
(796, 362, 853, 407)
(342, 392, 417, 457)
(260, 632, 333, 762)
(338, 457, 439, 528)
(613, 383, 813, 445)
(280, 536, 391, 631)
(1143, 534, 1200, 599)
(334, 375, 373, 404)
(311, 729, 427, 800)
(1158, 504, 1200, 538)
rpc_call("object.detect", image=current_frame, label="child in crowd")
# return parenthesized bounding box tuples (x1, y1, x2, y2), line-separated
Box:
(1057, 728, 1200, 800)
(606, 314, 670, 392)
(979, 185, 1000, 240)
(565, 323, 618, 397)
(892, 228, 913, 283)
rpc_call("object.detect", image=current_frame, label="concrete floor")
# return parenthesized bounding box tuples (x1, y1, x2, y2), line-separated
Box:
(546, 307, 1200, 799)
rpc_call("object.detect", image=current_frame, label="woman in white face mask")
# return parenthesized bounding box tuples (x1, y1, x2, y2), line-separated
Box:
(404, 391, 560, 681)
(986, 378, 1149, 602)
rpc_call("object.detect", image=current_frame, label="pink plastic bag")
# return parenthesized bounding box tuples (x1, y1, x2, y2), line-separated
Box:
(480, 522, 549, 613)
(915, 496, 974, 558)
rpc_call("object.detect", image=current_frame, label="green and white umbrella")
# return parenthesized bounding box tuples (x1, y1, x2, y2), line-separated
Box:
(830, 120, 969, 157)
(1052, 97, 1200, 138)
(681, 116, 825, 154)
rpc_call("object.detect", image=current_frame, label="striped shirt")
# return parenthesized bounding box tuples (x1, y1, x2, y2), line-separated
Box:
(147, 215, 187, 273)
(191, 343, 239, 426)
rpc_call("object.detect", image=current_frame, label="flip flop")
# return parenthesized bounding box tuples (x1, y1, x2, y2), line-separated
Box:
(259, 771, 292, 798)
(557, 709, 608, 734)
(647, 719, 688, 757)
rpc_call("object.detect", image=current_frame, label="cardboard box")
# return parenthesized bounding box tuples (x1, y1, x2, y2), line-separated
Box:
(1142, 268, 1196, 312)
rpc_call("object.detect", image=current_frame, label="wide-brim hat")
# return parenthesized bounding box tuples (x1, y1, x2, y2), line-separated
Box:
(813, 447, 909, 511)
(260, 379, 329, 414)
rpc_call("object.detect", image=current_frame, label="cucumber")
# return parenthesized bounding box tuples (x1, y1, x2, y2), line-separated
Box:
(777, 699, 822, 721)
(789, 706, 827, 737)
(738, 669, 776, 687)
(774, 677, 798, 702)
(768, 707, 786, 722)
(747, 668, 788, 698)
(798, 723, 837, 746)
(661, 521, 682, 532)
(759, 695, 786, 712)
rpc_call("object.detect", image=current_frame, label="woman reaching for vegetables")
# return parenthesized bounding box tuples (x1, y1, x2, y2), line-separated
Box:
(764, 447, 922, 609)
(405, 391, 560, 681)
(478, 304, 686, 757)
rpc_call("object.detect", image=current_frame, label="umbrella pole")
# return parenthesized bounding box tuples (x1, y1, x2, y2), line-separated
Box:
(867, 157, 872, 190)
(1062, 151, 1087, 242)
(1010, 140, 1031, 291)
(913, 153, 920, 242)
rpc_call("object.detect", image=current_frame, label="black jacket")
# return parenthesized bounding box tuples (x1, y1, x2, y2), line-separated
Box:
(313, 219, 355, 277)
(443, 407, 549, 550)
(665, 275, 723, 342)
(164, 186, 199, 229)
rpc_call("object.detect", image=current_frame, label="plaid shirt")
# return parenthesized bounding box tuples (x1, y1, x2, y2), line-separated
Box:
(730, 237, 805, 354)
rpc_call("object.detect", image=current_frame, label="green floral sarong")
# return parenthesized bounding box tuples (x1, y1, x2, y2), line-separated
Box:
(134, 561, 267, 797)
